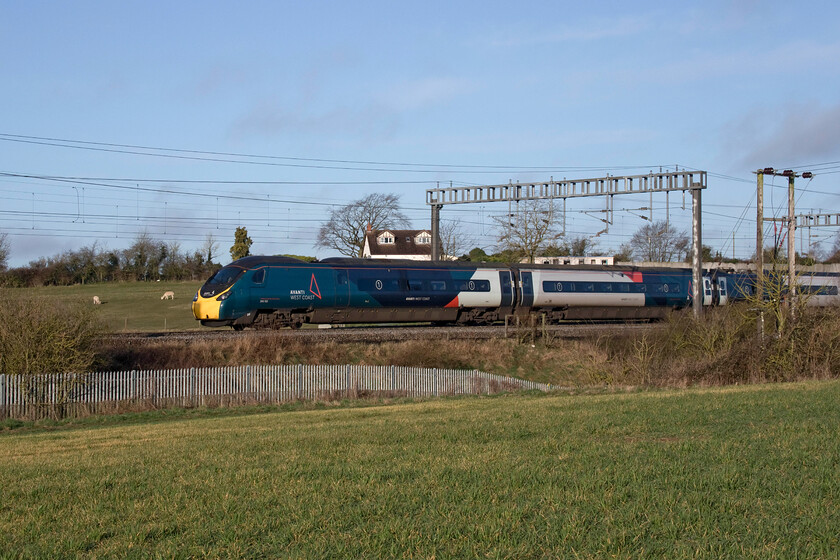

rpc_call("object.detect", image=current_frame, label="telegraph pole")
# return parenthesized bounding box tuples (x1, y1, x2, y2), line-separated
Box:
(756, 169, 765, 338)
(787, 171, 796, 314)
(757, 168, 813, 321)
(691, 187, 702, 318)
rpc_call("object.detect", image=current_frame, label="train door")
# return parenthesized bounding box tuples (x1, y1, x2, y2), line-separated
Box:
(519, 271, 534, 308)
(499, 270, 513, 307)
(499, 271, 514, 308)
(244, 267, 269, 321)
(703, 276, 713, 306)
(334, 269, 349, 307)
(716, 277, 728, 306)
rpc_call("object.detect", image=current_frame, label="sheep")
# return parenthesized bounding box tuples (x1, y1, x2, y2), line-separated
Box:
(92, 296, 101, 305)
(161, 291, 175, 300)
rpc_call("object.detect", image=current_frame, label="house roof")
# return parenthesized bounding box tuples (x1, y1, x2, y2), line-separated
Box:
(365, 229, 432, 256)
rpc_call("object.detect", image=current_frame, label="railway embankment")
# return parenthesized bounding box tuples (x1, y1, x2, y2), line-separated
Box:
(95, 306, 840, 388)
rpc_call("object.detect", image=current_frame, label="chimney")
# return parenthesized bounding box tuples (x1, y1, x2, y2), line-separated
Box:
(366, 223, 372, 232)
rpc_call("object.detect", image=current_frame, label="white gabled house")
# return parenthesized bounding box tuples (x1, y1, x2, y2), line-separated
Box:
(362, 227, 434, 260)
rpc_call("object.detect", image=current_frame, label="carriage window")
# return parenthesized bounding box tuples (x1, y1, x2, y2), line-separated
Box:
(359, 278, 402, 292)
(429, 280, 447, 291)
(252, 268, 266, 284)
(457, 280, 490, 292)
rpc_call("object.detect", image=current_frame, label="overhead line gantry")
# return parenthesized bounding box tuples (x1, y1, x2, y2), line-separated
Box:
(426, 169, 707, 317)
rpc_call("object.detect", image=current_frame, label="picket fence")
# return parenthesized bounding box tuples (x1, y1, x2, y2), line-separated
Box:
(0, 365, 551, 420)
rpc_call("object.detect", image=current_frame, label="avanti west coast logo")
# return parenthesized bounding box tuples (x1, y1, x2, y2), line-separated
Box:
(290, 274, 322, 301)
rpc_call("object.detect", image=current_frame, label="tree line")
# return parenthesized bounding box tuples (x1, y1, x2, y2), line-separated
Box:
(0, 233, 222, 288)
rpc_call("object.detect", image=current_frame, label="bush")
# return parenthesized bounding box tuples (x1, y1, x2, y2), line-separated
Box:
(596, 305, 840, 386)
(0, 292, 105, 376)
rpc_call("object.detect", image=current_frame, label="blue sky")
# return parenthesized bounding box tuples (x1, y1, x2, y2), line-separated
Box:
(2, 0, 839, 267)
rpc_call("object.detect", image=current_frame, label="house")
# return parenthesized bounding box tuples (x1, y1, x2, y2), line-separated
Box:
(362, 227, 435, 260)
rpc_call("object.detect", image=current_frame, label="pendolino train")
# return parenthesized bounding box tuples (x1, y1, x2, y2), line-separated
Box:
(191, 256, 840, 330)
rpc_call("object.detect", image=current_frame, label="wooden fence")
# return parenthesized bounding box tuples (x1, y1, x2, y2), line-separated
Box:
(0, 365, 551, 420)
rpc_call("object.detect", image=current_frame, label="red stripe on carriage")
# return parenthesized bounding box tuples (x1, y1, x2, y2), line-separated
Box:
(445, 296, 459, 308)
(626, 271, 644, 283)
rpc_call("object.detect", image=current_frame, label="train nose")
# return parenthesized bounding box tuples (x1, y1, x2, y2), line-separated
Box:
(192, 295, 222, 320)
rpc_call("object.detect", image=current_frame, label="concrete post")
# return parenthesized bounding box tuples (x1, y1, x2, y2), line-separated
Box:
(691, 187, 702, 318)
(430, 203, 442, 261)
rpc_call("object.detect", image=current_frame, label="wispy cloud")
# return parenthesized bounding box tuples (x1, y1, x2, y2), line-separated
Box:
(722, 102, 840, 170)
(381, 77, 474, 111)
(229, 101, 399, 143)
(485, 16, 652, 48)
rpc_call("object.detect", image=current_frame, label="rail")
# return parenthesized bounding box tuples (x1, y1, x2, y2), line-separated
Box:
(0, 365, 551, 420)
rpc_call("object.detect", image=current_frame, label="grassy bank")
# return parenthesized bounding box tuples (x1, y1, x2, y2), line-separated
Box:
(2, 381, 839, 558)
(8, 281, 204, 332)
(101, 305, 840, 387)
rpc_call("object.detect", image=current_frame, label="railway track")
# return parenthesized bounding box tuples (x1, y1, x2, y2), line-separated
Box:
(106, 322, 658, 344)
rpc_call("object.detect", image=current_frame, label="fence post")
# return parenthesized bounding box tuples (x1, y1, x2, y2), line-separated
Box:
(246, 365, 252, 399)
(131, 370, 138, 402)
(190, 368, 196, 407)
(298, 364, 303, 400)
(345, 364, 351, 398)
(390, 365, 395, 392)
(0, 374, 5, 419)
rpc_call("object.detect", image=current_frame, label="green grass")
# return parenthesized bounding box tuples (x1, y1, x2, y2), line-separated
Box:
(2, 382, 839, 558)
(10, 281, 205, 332)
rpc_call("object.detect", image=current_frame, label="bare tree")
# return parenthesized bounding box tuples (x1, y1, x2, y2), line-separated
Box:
(627, 220, 689, 262)
(317, 193, 410, 257)
(494, 199, 563, 263)
(439, 219, 468, 260)
(825, 235, 840, 264)
(0, 232, 9, 271)
(201, 232, 219, 264)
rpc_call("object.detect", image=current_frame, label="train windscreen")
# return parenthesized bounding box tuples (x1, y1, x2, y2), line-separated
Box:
(201, 266, 245, 297)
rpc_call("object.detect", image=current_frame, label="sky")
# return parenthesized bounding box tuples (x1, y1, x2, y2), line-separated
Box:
(1, 0, 839, 268)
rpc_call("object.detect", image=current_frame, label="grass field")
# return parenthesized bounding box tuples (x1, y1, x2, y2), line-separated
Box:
(2, 381, 839, 558)
(12, 281, 205, 332)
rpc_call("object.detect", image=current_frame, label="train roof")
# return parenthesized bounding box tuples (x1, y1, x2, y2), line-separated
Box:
(228, 255, 702, 274)
(229, 256, 307, 268)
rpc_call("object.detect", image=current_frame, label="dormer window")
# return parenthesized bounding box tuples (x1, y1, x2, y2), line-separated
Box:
(416, 233, 432, 244)
(378, 232, 394, 244)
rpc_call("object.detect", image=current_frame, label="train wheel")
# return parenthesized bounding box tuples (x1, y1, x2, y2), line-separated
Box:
(232, 324, 245, 331)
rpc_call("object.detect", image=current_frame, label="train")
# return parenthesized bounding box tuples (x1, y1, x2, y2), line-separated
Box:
(191, 256, 840, 330)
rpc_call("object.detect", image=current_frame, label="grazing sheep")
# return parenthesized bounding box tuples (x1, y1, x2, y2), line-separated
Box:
(161, 291, 175, 300)
(92, 296, 101, 305)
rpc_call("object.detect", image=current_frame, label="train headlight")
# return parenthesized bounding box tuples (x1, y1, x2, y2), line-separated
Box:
(193, 292, 198, 302)
(216, 291, 232, 301)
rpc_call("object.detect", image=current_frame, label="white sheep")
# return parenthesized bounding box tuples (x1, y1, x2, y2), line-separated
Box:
(161, 291, 175, 300)
(92, 296, 101, 305)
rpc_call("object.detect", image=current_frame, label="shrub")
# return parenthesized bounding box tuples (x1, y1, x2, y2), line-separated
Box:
(0, 292, 105, 376)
